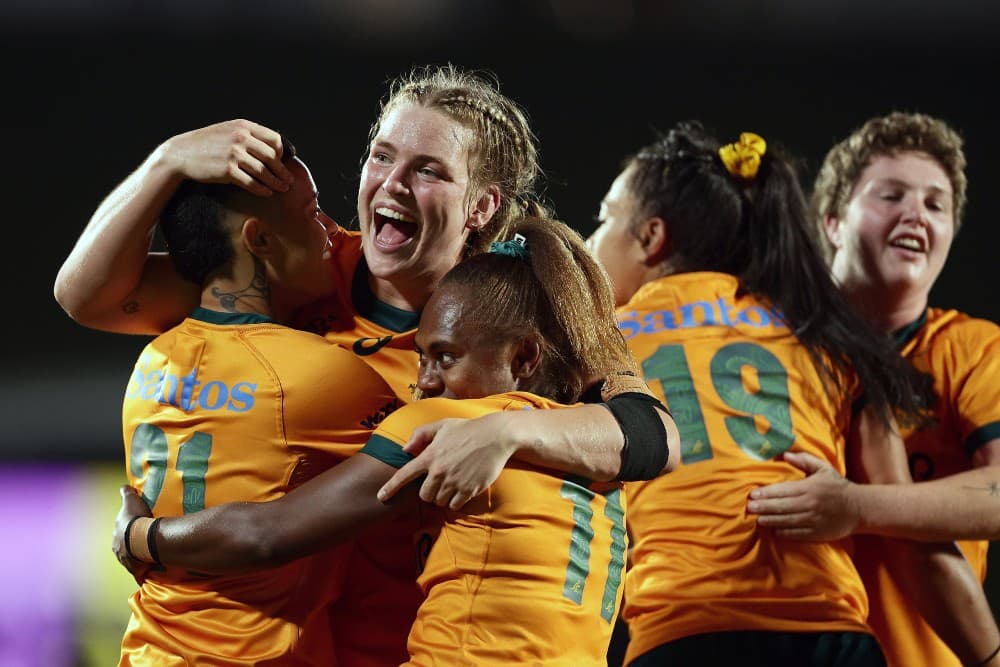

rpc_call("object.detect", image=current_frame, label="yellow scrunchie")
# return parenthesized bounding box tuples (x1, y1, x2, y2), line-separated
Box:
(718, 132, 767, 180)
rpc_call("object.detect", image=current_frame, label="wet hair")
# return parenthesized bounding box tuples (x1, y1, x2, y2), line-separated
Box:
(623, 121, 928, 424)
(812, 111, 967, 261)
(368, 63, 548, 258)
(437, 216, 635, 404)
(161, 137, 298, 284)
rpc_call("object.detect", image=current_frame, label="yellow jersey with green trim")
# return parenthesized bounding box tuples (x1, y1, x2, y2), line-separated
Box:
(119, 308, 399, 666)
(855, 307, 1000, 667)
(618, 273, 871, 664)
(291, 223, 420, 403)
(290, 224, 428, 666)
(360, 393, 628, 666)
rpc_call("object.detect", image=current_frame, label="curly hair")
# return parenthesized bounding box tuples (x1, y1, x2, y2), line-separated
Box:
(812, 112, 967, 261)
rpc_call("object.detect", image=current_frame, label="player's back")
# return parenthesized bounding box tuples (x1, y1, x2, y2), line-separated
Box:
(361, 394, 627, 666)
(120, 308, 399, 666)
(619, 272, 870, 663)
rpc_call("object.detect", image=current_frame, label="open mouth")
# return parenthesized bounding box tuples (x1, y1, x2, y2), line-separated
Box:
(373, 207, 418, 250)
(889, 235, 926, 253)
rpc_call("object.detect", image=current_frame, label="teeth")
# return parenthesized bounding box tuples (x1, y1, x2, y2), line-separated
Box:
(892, 238, 922, 251)
(375, 207, 415, 223)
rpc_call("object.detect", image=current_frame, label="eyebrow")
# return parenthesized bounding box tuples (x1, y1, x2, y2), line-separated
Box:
(874, 177, 951, 195)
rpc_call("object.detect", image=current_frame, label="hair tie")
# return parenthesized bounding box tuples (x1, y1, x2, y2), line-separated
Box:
(489, 233, 529, 261)
(719, 132, 767, 180)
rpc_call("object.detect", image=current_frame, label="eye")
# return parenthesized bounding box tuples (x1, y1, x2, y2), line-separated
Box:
(440, 352, 456, 366)
(418, 166, 440, 178)
(370, 151, 391, 165)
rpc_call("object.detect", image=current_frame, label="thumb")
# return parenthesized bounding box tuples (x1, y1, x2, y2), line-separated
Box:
(781, 451, 828, 475)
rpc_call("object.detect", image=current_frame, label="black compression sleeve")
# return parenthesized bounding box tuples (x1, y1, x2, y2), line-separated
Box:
(605, 392, 670, 481)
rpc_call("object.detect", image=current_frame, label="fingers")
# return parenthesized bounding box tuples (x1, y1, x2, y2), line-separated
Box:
(747, 495, 807, 515)
(755, 510, 816, 529)
(780, 450, 828, 474)
(377, 458, 429, 503)
(402, 421, 445, 455)
(748, 480, 807, 501)
(238, 124, 295, 194)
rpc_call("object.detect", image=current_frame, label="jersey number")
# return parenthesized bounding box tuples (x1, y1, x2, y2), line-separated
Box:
(129, 423, 213, 513)
(560, 482, 626, 623)
(642, 342, 795, 463)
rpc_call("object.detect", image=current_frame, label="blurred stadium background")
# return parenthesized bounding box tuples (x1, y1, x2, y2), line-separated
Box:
(2, 1, 998, 664)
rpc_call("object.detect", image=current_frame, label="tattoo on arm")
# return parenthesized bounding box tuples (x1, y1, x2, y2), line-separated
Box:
(122, 300, 140, 314)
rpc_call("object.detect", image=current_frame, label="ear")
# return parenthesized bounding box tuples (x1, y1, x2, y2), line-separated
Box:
(823, 214, 844, 249)
(636, 216, 670, 263)
(466, 184, 502, 231)
(241, 217, 271, 258)
(512, 335, 542, 382)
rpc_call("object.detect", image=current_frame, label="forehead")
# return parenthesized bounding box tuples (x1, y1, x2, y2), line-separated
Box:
(601, 165, 638, 213)
(856, 151, 952, 194)
(376, 102, 474, 167)
(417, 285, 469, 341)
(282, 157, 318, 209)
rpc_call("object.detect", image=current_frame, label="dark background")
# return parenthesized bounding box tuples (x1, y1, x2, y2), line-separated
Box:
(2, 0, 999, 649)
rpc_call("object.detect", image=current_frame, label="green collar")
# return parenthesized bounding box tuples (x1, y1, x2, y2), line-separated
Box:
(892, 309, 928, 350)
(351, 259, 421, 333)
(191, 307, 274, 325)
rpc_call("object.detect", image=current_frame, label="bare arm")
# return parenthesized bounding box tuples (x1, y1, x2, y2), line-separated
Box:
(54, 119, 293, 334)
(113, 453, 412, 574)
(376, 400, 678, 510)
(748, 440, 1000, 541)
(849, 407, 1000, 666)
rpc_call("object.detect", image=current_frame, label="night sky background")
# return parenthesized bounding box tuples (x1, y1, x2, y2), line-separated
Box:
(1, 1, 998, 663)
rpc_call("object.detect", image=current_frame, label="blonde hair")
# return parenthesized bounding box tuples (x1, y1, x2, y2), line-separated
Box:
(369, 64, 547, 259)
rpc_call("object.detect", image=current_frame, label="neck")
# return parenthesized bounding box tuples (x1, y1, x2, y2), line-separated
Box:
(201, 260, 274, 319)
(368, 271, 435, 312)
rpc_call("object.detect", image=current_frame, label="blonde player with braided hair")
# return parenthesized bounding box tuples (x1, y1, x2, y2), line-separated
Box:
(113, 215, 673, 665)
(589, 121, 997, 666)
(57, 63, 675, 665)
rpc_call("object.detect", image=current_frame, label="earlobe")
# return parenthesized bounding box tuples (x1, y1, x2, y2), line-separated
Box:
(639, 217, 669, 263)
(513, 336, 542, 381)
(241, 218, 269, 256)
(467, 184, 502, 231)
(824, 215, 843, 249)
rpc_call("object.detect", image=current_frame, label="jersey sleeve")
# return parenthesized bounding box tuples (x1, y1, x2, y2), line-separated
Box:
(951, 320, 1000, 454)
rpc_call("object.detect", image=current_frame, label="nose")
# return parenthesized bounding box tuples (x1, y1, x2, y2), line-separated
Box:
(416, 360, 444, 398)
(900, 193, 929, 226)
(382, 166, 410, 196)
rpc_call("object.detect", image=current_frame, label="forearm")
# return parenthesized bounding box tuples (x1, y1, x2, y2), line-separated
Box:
(54, 145, 194, 333)
(140, 454, 406, 572)
(853, 465, 1000, 540)
(885, 538, 1000, 666)
(509, 402, 677, 481)
(509, 404, 625, 481)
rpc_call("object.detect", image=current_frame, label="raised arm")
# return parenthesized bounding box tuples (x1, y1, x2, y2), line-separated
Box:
(847, 406, 1000, 667)
(114, 452, 412, 575)
(54, 119, 294, 334)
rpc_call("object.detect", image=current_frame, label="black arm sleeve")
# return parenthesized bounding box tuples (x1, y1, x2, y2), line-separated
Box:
(603, 392, 671, 481)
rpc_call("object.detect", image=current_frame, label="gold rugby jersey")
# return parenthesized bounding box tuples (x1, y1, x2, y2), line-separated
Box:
(361, 393, 627, 666)
(119, 308, 398, 666)
(856, 307, 1000, 667)
(618, 273, 871, 664)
